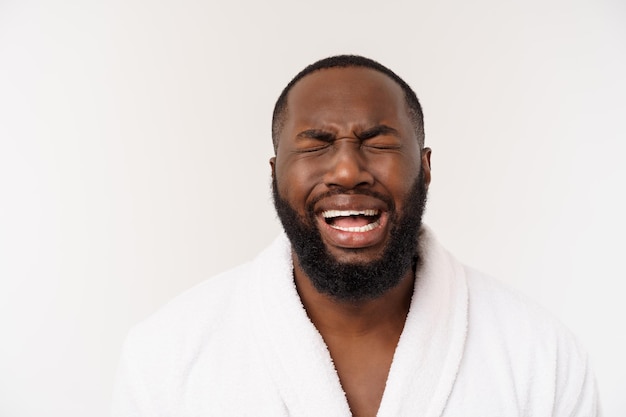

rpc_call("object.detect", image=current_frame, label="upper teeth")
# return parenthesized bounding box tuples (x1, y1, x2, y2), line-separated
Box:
(322, 209, 379, 218)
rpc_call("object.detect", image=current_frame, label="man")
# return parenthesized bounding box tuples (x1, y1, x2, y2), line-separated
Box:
(112, 55, 599, 416)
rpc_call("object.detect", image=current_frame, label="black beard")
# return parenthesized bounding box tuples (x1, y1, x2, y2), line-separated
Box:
(272, 172, 428, 303)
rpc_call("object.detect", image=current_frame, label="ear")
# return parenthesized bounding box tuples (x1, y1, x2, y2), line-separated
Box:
(269, 156, 276, 180)
(421, 148, 432, 190)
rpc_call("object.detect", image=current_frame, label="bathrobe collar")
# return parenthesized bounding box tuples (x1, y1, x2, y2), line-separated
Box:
(247, 226, 469, 417)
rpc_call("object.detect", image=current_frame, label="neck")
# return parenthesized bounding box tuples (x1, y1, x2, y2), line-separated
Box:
(292, 254, 415, 337)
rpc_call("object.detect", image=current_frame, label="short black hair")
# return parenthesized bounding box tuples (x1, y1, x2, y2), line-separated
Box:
(271, 55, 425, 153)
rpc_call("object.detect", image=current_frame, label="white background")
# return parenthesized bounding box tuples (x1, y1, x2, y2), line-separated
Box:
(1, 0, 624, 415)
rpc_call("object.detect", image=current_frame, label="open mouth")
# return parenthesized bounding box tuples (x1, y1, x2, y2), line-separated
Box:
(321, 209, 382, 233)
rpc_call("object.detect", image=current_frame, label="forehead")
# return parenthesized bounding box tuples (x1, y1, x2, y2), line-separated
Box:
(284, 67, 410, 130)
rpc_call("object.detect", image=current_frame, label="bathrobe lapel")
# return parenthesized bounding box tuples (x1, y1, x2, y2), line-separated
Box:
(248, 235, 351, 417)
(377, 228, 469, 417)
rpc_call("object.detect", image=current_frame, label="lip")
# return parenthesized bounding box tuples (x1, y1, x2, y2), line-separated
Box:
(314, 195, 390, 250)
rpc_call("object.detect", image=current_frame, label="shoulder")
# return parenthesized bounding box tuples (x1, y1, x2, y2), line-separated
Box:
(119, 233, 292, 371)
(112, 235, 295, 415)
(461, 267, 599, 416)
(463, 266, 583, 363)
(112, 261, 257, 415)
(464, 267, 577, 348)
(120, 260, 254, 366)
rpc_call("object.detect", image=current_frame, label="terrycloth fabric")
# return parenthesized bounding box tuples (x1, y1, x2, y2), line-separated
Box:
(112, 227, 599, 416)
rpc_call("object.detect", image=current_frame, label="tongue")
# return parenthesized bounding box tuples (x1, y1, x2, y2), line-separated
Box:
(332, 216, 372, 228)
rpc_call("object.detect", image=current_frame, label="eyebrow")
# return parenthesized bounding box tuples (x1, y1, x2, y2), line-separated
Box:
(355, 124, 400, 140)
(295, 129, 335, 142)
(295, 125, 400, 142)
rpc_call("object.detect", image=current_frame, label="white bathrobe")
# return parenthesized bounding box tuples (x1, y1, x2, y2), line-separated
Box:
(112, 227, 599, 416)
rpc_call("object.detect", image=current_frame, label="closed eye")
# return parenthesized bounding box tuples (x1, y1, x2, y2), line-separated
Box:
(295, 142, 331, 153)
(355, 125, 402, 150)
(294, 129, 335, 153)
(363, 140, 401, 150)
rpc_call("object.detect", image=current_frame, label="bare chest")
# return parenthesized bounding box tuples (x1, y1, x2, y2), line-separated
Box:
(326, 337, 398, 417)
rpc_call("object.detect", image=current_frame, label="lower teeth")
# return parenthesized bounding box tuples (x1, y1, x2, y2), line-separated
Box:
(330, 220, 380, 232)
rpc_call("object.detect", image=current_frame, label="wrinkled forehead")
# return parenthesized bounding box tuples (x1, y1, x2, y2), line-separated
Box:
(284, 67, 411, 130)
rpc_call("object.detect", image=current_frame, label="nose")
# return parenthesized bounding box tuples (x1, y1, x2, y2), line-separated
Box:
(323, 139, 374, 190)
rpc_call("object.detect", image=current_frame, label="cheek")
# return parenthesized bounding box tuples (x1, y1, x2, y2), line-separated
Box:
(275, 159, 322, 205)
(370, 155, 421, 187)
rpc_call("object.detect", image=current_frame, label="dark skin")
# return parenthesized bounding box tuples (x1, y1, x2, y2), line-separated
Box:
(270, 67, 432, 417)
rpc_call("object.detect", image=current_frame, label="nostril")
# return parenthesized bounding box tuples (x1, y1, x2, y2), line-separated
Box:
(325, 164, 374, 189)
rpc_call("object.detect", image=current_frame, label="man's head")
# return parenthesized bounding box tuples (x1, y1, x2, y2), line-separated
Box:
(272, 55, 425, 153)
(270, 55, 431, 302)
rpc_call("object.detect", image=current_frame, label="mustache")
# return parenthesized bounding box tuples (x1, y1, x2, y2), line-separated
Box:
(306, 188, 395, 214)
(271, 177, 396, 217)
